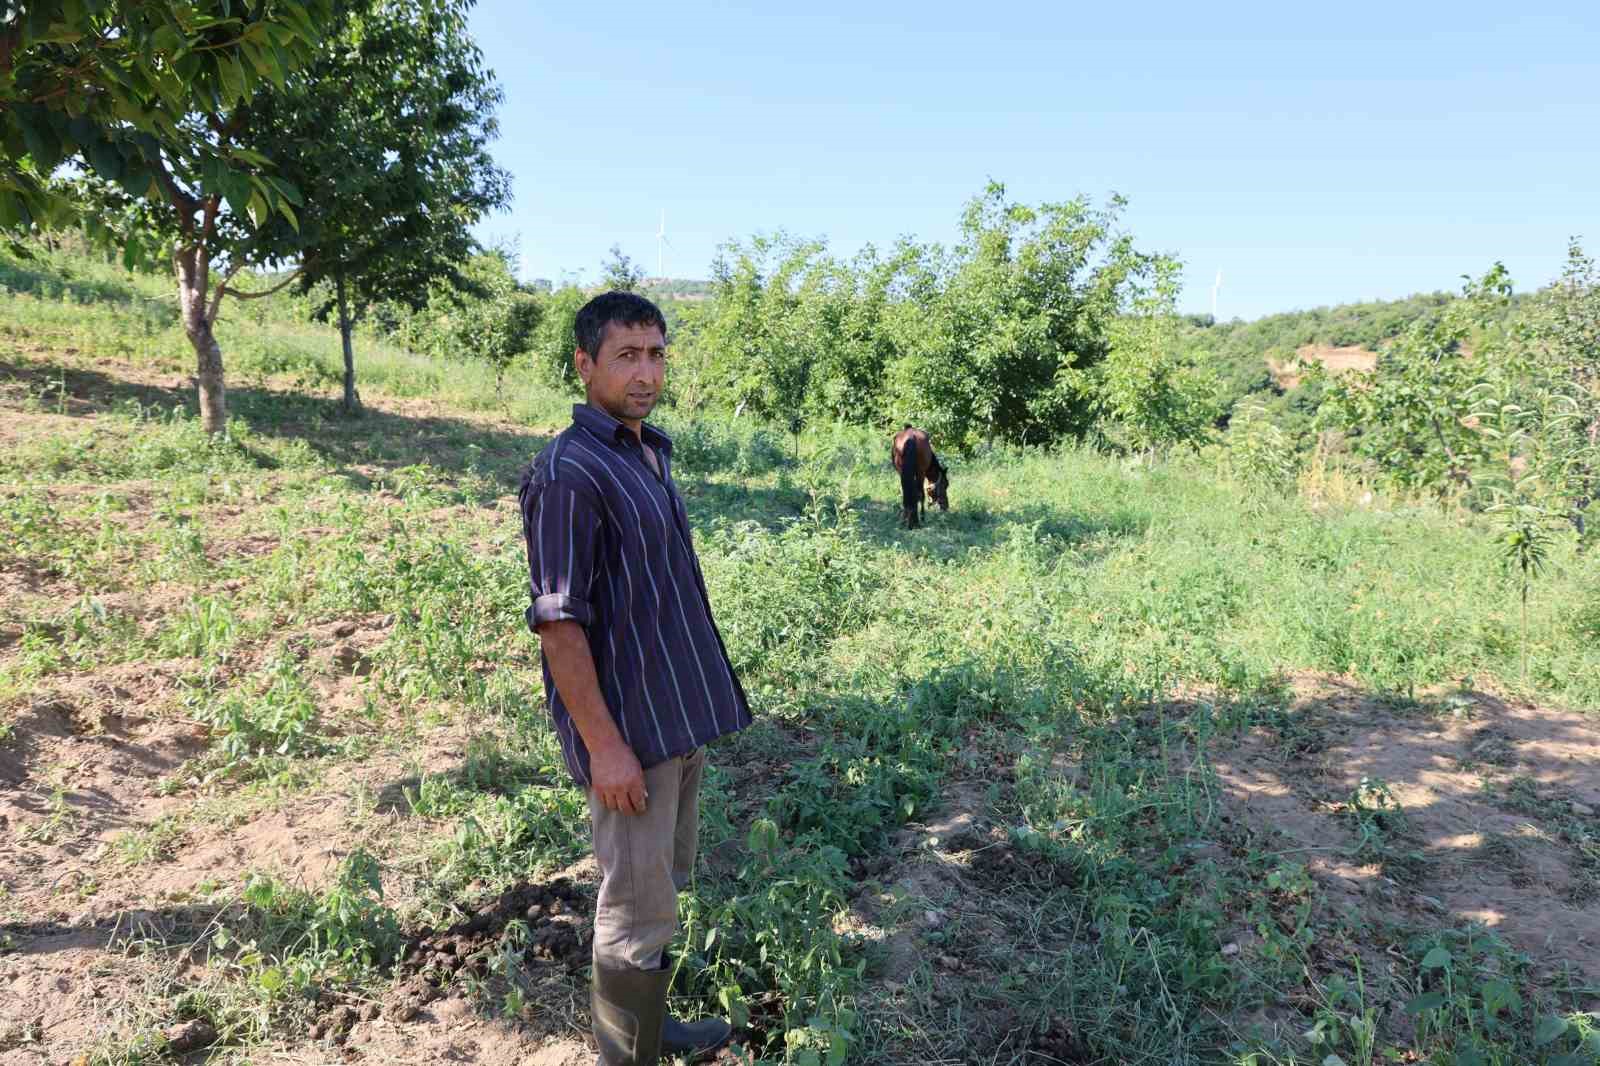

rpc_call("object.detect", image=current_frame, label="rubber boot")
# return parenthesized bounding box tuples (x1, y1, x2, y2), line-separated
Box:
(592, 959, 669, 1066)
(662, 1014, 733, 1059)
(660, 952, 733, 1060)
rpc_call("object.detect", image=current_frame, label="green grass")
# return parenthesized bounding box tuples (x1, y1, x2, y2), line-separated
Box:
(3, 244, 1599, 1065)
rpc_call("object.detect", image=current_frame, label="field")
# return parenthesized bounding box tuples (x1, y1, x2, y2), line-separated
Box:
(3, 251, 1600, 1065)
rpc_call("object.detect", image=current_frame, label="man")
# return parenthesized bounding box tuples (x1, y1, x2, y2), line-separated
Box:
(518, 290, 751, 1066)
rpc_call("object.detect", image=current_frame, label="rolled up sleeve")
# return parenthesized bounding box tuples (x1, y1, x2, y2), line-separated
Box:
(521, 479, 603, 630)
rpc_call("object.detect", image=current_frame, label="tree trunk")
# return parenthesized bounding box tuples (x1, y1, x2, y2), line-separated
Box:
(176, 246, 227, 434)
(337, 268, 359, 414)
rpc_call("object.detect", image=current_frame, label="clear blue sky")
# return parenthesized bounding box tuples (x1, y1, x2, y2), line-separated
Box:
(467, 1, 1599, 320)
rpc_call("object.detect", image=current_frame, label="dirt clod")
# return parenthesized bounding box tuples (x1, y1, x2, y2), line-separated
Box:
(374, 879, 591, 1030)
(1029, 1016, 1092, 1064)
(161, 1018, 217, 1054)
(332, 643, 373, 676)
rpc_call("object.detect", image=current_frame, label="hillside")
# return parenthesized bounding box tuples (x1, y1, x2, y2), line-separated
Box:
(3, 250, 1600, 1066)
(1183, 293, 1456, 433)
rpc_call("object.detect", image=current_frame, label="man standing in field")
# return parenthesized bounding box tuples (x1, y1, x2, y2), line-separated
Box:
(518, 291, 751, 1065)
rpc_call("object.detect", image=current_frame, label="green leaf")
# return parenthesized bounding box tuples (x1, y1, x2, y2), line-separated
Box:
(276, 197, 299, 232)
(255, 40, 292, 91)
(19, 120, 65, 172)
(247, 191, 269, 228)
(1534, 1015, 1570, 1046)
(0, 191, 26, 230)
(1418, 946, 1452, 971)
(117, 162, 152, 198)
(87, 139, 124, 182)
(173, 51, 203, 82)
(256, 965, 286, 993)
(1402, 991, 1445, 1014)
(267, 176, 304, 207)
(746, 818, 778, 854)
(223, 187, 250, 224)
(1480, 977, 1519, 1017)
(216, 55, 246, 103)
(281, 2, 321, 43)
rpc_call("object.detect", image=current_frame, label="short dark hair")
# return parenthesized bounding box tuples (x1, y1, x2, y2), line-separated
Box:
(574, 290, 668, 356)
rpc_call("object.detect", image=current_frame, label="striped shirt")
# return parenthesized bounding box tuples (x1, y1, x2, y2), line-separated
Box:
(518, 403, 751, 786)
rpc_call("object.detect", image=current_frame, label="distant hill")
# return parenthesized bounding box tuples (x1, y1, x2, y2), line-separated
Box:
(1180, 292, 1458, 437)
(642, 278, 713, 301)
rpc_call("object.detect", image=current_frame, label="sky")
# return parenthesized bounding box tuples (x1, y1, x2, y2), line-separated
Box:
(466, 1, 1600, 321)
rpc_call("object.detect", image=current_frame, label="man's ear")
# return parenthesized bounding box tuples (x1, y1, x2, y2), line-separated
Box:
(574, 348, 592, 386)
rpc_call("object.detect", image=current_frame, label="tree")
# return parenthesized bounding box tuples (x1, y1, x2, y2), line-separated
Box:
(446, 251, 539, 396)
(601, 243, 644, 292)
(529, 283, 586, 390)
(883, 183, 1151, 450)
(1069, 256, 1221, 456)
(1, 0, 326, 237)
(684, 234, 905, 426)
(1318, 256, 1599, 539)
(232, 0, 511, 413)
(1526, 239, 1600, 535)
(4, 0, 335, 433)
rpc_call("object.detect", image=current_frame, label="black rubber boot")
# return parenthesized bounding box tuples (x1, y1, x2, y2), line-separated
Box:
(661, 1013, 733, 1059)
(592, 959, 669, 1066)
(660, 951, 733, 1060)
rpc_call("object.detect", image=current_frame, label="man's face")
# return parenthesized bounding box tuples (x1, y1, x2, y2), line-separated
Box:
(577, 320, 666, 427)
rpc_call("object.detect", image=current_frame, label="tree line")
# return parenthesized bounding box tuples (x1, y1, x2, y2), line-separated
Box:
(4, 1, 1594, 531)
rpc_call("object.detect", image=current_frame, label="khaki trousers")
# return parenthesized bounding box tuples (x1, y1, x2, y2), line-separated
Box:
(587, 747, 705, 970)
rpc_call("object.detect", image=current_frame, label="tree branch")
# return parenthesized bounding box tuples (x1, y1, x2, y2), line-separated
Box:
(1431, 415, 1472, 487)
(207, 111, 247, 145)
(206, 261, 248, 325)
(219, 266, 304, 304)
(148, 154, 199, 234)
(200, 193, 221, 244)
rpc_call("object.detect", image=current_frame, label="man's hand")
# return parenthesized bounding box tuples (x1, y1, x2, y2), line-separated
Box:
(590, 741, 648, 815)
(536, 619, 647, 815)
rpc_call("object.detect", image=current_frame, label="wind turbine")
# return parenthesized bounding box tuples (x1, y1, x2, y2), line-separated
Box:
(1210, 270, 1223, 321)
(655, 210, 673, 278)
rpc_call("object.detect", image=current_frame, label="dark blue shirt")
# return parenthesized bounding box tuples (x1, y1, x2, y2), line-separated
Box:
(519, 404, 751, 786)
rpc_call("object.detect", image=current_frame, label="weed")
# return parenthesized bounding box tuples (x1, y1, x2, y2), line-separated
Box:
(18, 782, 73, 845)
(186, 654, 322, 777)
(114, 816, 186, 866)
(158, 596, 241, 660)
(1342, 776, 1406, 861)
(1400, 929, 1598, 1065)
(241, 849, 399, 966)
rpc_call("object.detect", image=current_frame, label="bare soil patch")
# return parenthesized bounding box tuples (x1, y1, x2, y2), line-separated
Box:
(1270, 343, 1379, 389)
(1212, 675, 1600, 982)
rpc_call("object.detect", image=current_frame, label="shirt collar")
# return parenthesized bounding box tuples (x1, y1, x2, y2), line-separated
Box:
(572, 403, 673, 455)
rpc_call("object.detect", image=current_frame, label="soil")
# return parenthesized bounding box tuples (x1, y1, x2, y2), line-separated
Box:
(1270, 343, 1379, 389)
(1211, 675, 1600, 983)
